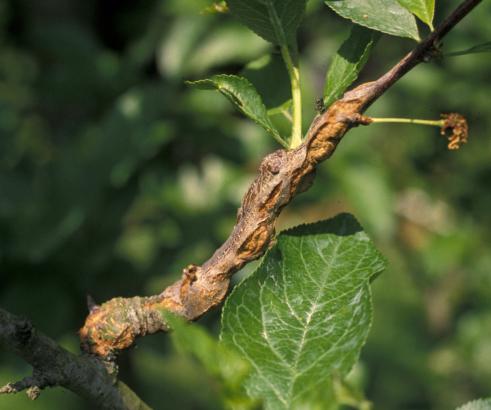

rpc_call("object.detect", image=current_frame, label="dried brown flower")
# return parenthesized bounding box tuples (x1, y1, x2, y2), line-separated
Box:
(440, 113, 468, 150)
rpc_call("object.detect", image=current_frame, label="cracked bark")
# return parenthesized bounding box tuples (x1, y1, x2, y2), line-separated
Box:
(0, 1, 482, 408)
(79, 0, 483, 358)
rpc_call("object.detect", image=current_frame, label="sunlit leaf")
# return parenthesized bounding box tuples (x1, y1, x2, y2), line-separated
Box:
(221, 214, 387, 409)
(324, 0, 420, 40)
(397, 0, 435, 30)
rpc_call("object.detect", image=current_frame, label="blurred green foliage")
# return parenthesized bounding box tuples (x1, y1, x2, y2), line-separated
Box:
(0, 0, 490, 409)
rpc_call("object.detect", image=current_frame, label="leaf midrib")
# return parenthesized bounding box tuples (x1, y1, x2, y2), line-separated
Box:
(287, 222, 347, 402)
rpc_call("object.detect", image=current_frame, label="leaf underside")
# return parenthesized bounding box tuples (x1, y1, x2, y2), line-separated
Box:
(187, 74, 286, 146)
(324, 26, 379, 108)
(227, 0, 308, 45)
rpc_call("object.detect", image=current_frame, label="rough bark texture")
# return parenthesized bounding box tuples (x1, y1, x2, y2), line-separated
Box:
(79, 95, 375, 357)
(0, 1, 482, 408)
(79, 0, 482, 358)
(0, 308, 150, 409)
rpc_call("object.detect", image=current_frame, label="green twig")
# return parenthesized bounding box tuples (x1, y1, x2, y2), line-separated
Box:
(280, 45, 302, 148)
(264, 1, 302, 149)
(370, 117, 444, 127)
(268, 99, 293, 123)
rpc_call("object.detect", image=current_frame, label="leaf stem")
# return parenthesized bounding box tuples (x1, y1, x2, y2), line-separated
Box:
(281, 109, 293, 123)
(370, 117, 444, 127)
(267, 99, 293, 123)
(281, 45, 302, 149)
(264, 1, 302, 149)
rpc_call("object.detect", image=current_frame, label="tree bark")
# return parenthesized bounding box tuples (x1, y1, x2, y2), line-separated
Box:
(79, 0, 483, 357)
(0, 0, 483, 408)
(0, 308, 150, 410)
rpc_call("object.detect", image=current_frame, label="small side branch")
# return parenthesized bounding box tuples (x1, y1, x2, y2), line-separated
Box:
(367, 113, 469, 150)
(0, 376, 44, 400)
(348, 0, 483, 109)
(2, 0, 480, 405)
(0, 308, 150, 410)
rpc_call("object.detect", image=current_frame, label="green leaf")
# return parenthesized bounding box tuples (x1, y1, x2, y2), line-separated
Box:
(187, 74, 287, 147)
(445, 42, 491, 57)
(324, 0, 420, 40)
(457, 398, 491, 410)
(397, 0, 435, 30)
(324, 26, 379, 108)
(227, 0, 307, 46)
(241, 54, 291, 109)
(162, 312, 258, 410)
(221, 213, 387, 409)
(333, 373, 372, 409)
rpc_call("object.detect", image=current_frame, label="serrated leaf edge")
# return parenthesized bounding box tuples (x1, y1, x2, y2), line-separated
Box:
(324, 29, 378, 108)
(220, 213, 386, 408)
(187, 74, 287, 147)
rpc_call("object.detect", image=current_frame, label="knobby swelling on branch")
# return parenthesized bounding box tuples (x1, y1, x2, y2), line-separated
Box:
(0, 0, 482, 408)
(79, 0, 482, 358)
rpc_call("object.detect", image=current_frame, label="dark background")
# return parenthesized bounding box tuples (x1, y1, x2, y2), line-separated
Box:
(1, 0, 490, 409)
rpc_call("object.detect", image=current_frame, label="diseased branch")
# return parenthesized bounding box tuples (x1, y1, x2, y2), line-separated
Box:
(0, 308, 150, 410)
(78, 0, 482, 358)
(0, 2, 481, 408)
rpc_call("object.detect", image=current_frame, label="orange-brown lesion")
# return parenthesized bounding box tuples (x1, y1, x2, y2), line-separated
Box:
(80, 296, 173, 357)
(77, 81, 380, 359)
(263, 182, 283, 212)
(79, 297, 139, 357)
(237, 223, 272, 261)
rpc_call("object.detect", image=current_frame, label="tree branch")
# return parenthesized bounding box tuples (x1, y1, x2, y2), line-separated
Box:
(0, 308, 150, 410)
(1, 2, 481, 407)
(78, 0, 482, 358)
(342, 0, 484, 109)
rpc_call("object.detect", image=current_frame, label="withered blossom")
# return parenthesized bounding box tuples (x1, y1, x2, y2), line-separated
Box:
(441, 113, 468, 150)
